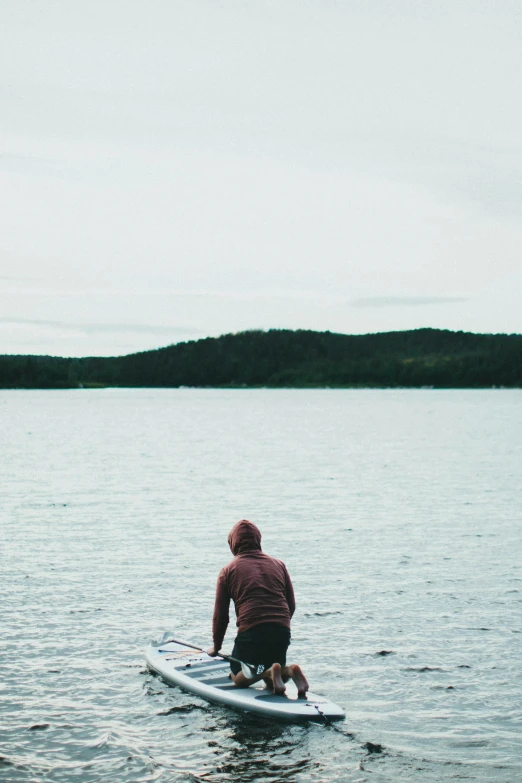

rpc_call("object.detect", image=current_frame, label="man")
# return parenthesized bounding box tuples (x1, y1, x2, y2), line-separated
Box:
(207, 519, 309, 698)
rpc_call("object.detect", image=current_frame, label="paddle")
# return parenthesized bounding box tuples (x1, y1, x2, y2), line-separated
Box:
(156, 636, 257, 679)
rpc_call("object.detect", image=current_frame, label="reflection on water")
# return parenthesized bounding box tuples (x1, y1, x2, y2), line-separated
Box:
(206, 714, 313, 782)
(2, 389, 521, 783)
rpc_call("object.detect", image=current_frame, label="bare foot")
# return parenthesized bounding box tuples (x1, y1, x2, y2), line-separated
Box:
(289, 664, 309, 698)
(270, 662, 286, 695)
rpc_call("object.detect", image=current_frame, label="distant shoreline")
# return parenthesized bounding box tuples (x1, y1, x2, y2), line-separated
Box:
(1, 327, 522, 389)
(1, 384, 516, 391)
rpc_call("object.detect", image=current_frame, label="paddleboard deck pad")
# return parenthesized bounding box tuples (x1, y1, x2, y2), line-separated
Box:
(146, 638, 345, 722)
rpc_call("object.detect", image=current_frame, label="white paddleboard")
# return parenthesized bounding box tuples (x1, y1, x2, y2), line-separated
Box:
(145, 638, 345, 723)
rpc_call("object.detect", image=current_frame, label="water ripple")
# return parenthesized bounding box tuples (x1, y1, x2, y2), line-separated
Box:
(1, 389, 521, 783)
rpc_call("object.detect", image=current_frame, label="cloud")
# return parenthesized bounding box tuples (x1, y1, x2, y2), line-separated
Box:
(350, 296, 468, 309)
(0, 317, 202, 337)
(0, 275, 40, 282)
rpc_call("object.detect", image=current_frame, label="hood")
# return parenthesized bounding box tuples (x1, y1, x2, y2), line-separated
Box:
(228, 519, 262, 556)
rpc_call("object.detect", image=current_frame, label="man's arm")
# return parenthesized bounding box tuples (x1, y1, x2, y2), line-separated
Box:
(284, 565, 296, 618)
(208, 570, 230, 655)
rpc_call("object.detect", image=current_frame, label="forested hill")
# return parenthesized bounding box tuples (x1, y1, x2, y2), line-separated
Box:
(1, 328, 522, 389)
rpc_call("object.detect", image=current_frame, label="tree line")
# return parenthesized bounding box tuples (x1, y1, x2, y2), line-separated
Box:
(1, 327, 522, 388)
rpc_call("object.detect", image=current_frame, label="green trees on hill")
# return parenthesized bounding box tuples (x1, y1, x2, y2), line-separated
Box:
(1, 328, 522, 388)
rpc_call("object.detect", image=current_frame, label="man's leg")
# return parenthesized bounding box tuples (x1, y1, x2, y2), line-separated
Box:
(230, 669, 267, 688)
(230, 626, 305, 696)
(260, 662, 309, 697)
(268, 662, 286, 695)
(231, 664, 287, 694)
(281, 664, 309, 698)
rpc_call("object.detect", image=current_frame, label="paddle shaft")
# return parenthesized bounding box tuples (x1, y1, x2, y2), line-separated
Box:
(159, 637, 256, 674)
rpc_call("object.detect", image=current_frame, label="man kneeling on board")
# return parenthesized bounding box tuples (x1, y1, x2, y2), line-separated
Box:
(207, 519, 309, 698)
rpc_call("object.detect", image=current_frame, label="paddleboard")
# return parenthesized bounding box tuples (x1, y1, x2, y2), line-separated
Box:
(145, 638, 345, 722)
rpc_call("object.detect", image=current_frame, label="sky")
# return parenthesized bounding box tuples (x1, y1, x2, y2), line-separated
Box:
(1, 0, 521, 357)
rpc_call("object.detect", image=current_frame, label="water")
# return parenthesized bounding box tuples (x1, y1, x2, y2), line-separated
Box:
(1, 389, 521, 783)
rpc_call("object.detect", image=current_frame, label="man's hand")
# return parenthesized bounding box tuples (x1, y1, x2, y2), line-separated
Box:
(207, 646, 219, 657)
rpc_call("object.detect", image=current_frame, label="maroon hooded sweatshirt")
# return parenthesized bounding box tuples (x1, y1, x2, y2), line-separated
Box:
(212, 520, 296, 650)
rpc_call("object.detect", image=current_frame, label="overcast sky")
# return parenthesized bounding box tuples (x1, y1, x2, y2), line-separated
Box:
(1, 0, 521, 357)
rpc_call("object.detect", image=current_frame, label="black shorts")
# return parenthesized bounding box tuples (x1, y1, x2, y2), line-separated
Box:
(230, 623, 291, 676)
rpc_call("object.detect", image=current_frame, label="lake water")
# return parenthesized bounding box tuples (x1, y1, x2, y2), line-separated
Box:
(1, 389, 521, 783)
